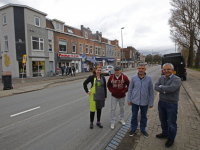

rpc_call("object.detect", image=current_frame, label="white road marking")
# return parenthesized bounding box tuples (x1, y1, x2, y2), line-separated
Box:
(10, 106, 41, 117)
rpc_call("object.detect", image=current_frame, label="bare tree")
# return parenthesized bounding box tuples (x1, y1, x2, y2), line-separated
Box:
(169, 0, 199, 67)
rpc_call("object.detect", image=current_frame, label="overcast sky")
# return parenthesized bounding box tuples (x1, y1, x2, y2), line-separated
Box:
(0, 0, 175, 56)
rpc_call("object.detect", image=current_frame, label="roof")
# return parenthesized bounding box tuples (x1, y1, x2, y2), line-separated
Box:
(0, 3, 47, 16)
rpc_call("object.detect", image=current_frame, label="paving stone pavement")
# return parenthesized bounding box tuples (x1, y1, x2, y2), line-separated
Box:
(116, 85, 200, 150)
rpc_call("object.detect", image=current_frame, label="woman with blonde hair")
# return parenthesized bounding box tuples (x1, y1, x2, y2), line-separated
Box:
(83, 65, 107, 129)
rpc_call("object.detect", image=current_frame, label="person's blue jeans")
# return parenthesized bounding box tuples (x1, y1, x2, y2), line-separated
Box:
(158, 100, 178, 141)
(131, 103, 148, 132)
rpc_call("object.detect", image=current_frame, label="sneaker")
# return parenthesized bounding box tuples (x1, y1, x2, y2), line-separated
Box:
(90, 123, 93, 129)
(111, 124, 115, 129)
(156, 133, 168, 139)
(119, 120, 126, 125)
(165, 138, 174, 148)
(96, 122, 103, 128)
(129, 130, 136, 136)
(141, 131, 149, 138)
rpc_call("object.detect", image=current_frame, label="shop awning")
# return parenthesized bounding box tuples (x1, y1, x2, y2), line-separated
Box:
(107, 58, 116, 61)
(86, 59, 101, 63)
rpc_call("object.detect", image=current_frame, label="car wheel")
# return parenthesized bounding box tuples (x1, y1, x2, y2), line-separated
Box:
(183, 76, 187, 81)
(108, 72, 111, 76)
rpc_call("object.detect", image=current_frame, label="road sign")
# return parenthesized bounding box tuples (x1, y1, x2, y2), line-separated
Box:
(22, 55, 26, 63)
(82, 54, 84, 58)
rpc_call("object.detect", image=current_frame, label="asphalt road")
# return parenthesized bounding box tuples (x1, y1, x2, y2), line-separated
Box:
(0, 66, 161, 150)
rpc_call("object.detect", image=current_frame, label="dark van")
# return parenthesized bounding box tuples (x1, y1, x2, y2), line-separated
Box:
(161, 53, 187, 81)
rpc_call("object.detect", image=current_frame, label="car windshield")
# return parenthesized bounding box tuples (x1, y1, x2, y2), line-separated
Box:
(102, 67, 107, 69)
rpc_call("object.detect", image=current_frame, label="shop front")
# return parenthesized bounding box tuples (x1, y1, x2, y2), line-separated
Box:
(85, 57, 101, 71)
(106, 58, 116, 66)
(56, 53, 81, 75)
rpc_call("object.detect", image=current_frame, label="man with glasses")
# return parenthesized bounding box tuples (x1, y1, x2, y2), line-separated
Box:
(155, 63, 181, 148)
(127, 64, 154, 138)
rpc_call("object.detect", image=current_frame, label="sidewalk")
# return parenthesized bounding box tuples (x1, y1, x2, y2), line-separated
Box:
(0, 67, 135, 98)
(115, 68, 200, 150)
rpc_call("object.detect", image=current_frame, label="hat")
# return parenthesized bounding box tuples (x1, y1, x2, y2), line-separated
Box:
(114, 66, 121, 71)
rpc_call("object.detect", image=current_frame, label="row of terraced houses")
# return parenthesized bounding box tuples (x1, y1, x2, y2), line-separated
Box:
(0, 3, 144, 78)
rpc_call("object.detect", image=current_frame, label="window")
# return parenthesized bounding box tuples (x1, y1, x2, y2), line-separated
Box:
(80, 43, 83, 54)
(98, 47, 101, 55)
(115, 50, 116, 57)
(86, 44, 89, 54)
(95, 47, 98, 55)
(108, 40, 111, 44)
(48, 40, 52, 52)
(106, 48, 108, 56)
(111, 49, 114, 57)
(130, 50, 132, 58)
(99, 35, 101, 43)
(133, 53, 135, 57)
(32, 61, 45, 77)
(59, 40, 67, 52)
(3, 14, 6, 25)
(32, 37, 44, 51)
(90, 45, 93, 54)
(4, 36, 8, 51)
(72, 42, 76, 53)
(60, 24, 63, 30)
(67, 28, 73, 34)
(109, 49, 111, 56)
(103, 48, 105, 56)
(55, 22, 63, 31)
(117, 51, 120, 57)
(35, 17, 40, 27)
(85, 31, 88, 39)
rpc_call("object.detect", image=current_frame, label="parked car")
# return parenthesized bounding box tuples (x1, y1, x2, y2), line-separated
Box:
(161, 53, 187, 81)
(101, 65, 114, 76)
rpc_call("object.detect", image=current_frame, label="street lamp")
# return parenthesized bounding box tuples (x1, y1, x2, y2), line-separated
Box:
(121, 27, 124, 70)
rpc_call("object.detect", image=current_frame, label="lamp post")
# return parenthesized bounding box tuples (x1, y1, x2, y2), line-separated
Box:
(195, 0, 200, 68)
(121, 27, 124, 70)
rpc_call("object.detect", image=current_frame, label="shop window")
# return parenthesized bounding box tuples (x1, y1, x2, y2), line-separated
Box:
(32, 61, 45, 77)
(59, 40, 67, 52)
(32, 37, 44, 51)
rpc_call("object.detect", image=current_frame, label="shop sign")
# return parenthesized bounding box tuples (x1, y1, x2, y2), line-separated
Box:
(58, 53, 81, 58)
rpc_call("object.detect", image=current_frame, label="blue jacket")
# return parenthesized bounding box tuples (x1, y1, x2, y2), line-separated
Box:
(127, 74, 154, 106)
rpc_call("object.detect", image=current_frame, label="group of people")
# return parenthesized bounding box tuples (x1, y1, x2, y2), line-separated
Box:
(61, 65, 76, 76)
(83, 63, 181, 148)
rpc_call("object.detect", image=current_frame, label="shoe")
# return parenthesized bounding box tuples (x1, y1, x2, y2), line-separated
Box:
(119, 120, 125, 125)
(129, 130, 136, 136)
(156, 133, 168, 139)
(90, 123, 93, 129)
(96, 122, 103, 128)
(141, 131, 149, 138)
(165, 138, 174, 148)
(111, 124, 115, 129)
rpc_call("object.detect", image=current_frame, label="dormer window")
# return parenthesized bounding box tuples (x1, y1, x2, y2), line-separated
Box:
(35, 17, 40, 27)
(108, 40, 111, 44)
(55, 22, 63, 31)
(67, 28, 73, 34)
(85, 31, 88, 39)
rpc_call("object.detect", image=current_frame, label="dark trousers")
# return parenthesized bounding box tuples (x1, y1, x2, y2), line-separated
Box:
(90, 109, 102, 122)
(131, 103, 148, 132)
(158, 100, 178, 141)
